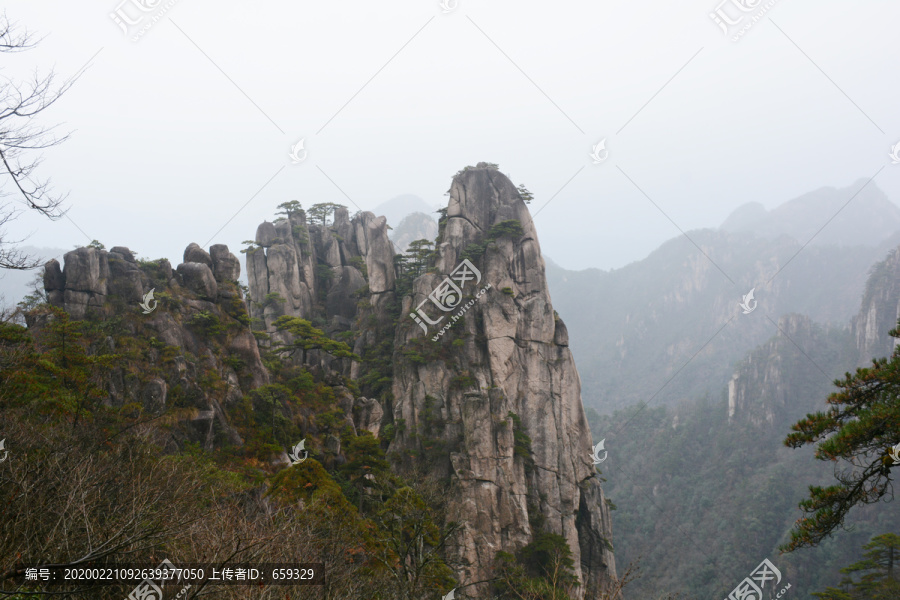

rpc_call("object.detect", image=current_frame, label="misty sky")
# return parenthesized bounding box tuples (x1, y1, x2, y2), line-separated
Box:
(3, 0, 900, 273)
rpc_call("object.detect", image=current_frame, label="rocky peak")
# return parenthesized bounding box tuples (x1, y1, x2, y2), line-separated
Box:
(36, 243, 266, 452)
(851, 245, 900, 365)
(392, 164, 617, 598)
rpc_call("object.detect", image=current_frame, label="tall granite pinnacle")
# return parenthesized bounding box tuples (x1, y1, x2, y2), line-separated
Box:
(392, 163, 618, 597)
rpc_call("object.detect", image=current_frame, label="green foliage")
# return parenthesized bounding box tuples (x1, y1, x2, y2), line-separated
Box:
(450, 372, 476, 390)
(502, 287, 515, 296)
(508, 411, 536, 476)
(248, 383, 296, 445)
(782, 320, 900, 552)
(267, 458, 342, 504)
(493, 532, 579, 599)
(87, 239, 105, 250)
(338, 433, 390, 512)
(348, 255, 368, 278)
(395, 239, 435, 298)
(489, 219, 525, 241)
(0, 306, 117, 426)
(517, 183, 534, 205)
(459, 220, 525, 263)
(239, 239, 260, 255)
(812, 533, 900, 599)
(369, 486, 458, 598)
(258, 292, 286, 310)
(276, 200, 303, 217)
(271, 315, 360, 361)
(307, 202, 346, 227)
(186, 310, 227, 336)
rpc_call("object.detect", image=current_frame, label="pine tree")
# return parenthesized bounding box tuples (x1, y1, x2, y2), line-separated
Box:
(813, 533, 900, 599)
(782, 322, 900, 551)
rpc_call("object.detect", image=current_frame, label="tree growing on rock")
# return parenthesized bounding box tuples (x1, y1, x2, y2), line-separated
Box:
(307, 202, 346, 227)
(782, 321, 900, 552)
(812, 533, 900, 598)
(271, 315, 360, 361)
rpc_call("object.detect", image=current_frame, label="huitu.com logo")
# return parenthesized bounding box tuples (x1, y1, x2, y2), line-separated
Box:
(590, 139, 609, 164)
(889, 442, 900, 464)
(139, 288, 158, 314)
(709, 0, 781, 42)
(591, 439, 608, 464)
(289, 139, 307, 164)
(410, 258, 492, 341)
(0, 439, 7, 463)
(110, 0, 181, 42)
(739, 288, 757, 314)
(889, 142, 900, 165)
(726, 558, 789, 600)
(439, 0, 458, 14)
(289, 439, 308, 465)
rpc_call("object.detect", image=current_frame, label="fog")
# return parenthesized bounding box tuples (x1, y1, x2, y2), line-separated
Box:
(3, 0, 900, 272)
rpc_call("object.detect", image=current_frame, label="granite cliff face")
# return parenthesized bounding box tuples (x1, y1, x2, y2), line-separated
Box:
(391, 164, 617, 597)
(851, 245, 900, 366)
(37, 243, 267, 451)
(33, 164, 619, 596)
(726, 243, 900, 428)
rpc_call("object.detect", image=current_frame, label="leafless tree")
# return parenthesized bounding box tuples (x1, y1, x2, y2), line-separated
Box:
(0, 11, 82, 270)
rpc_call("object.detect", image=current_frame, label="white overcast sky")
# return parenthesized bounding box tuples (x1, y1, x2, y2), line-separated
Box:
(3, 0, 900, 272)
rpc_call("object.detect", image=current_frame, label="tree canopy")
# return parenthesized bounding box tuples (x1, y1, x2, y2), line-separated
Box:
(783, 322, 900, 552)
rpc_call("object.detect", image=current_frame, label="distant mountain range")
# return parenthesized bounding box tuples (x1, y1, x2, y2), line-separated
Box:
(371, 194, 440, 231)
(546, 179, 900, 414)
(721, 179, 900, 247)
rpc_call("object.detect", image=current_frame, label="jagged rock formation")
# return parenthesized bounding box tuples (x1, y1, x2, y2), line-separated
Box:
(726, 313, 822, 425)
(35, 166, 620, 596)
(391, 164, 617, 597)
(851, 246, 900, 366)
(245, 207, 396, 360)
(36, 243, 267, 451)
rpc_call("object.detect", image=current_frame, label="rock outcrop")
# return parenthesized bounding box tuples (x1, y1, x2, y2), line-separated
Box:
(35, 166, 620, 596)
(35, 243, 267, 451)
(391, 164, 617, 597)
(245, 206, 396, 378)
(851, 245, 900, 365)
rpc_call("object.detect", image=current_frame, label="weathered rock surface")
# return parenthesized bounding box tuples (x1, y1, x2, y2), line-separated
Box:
(851, 245, 900, 365)
(246, 207, 396, 366)
(391, 164, 617, 598)
(177, 262, 218, 301)
(36, 243, 268, 452)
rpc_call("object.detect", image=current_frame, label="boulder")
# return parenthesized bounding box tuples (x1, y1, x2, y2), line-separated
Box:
(210, 244, 240, 282)
(176, 262, 217, 300)
(256, 222, 278, 247)
(183, 243, 213, 268)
